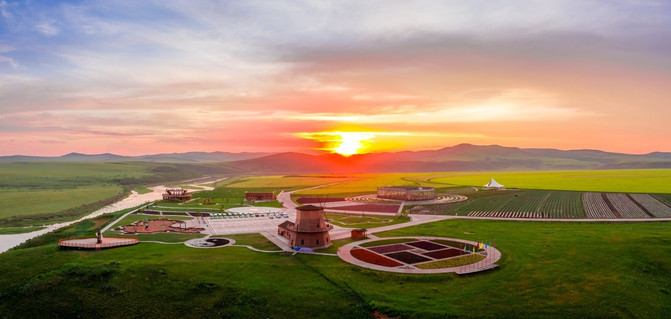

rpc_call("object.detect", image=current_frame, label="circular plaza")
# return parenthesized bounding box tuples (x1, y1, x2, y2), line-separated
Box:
(338, 237, 500, 274)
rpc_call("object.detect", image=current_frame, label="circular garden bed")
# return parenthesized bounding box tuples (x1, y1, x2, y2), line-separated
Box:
(185, 237, 234, 248)
(338, 237, 500, 274)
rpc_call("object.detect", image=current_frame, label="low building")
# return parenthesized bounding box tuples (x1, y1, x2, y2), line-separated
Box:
(162, 188, 192, 201)
(278, 205, 333, 248)
(245, 191, 275, 201)
(377, 186, 435, 201)
(351, 229, 367, 239)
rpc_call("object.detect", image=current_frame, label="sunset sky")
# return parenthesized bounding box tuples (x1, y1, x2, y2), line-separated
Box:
(1, 1, 670, 156)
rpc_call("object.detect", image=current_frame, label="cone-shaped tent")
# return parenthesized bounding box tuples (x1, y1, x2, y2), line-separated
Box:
(484, 178, 504, 188)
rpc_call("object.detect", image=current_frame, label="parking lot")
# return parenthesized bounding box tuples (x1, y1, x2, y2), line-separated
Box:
(207, 206, 295, 235)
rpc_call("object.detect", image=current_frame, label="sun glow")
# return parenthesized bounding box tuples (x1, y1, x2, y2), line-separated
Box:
(332, 132, 375, 156)
(294, 131, 376, 156)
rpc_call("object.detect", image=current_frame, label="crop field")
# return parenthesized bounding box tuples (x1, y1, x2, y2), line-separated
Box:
(221, 175, 356, 190)
(411, 188, 671, 219)
(294, 173, 454, 197)
(427, 169, 671, 193)
(2, 213, 671, 317)
(457, 190, 585, 218)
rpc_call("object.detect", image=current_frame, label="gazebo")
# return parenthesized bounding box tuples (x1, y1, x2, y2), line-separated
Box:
(484, 178, 504, 189)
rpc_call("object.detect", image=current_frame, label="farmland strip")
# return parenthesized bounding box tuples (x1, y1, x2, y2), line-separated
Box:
(601, 193, 622, 218)
(625, 194, 654, 218)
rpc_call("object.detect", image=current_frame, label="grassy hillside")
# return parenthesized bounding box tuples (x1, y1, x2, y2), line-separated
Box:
(1, 215, 670, 318)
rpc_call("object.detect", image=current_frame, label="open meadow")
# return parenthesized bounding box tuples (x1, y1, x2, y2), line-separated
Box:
(1, 210, 670, 318)
(0, 162, 206, 228)
(1, 170, 671, 317)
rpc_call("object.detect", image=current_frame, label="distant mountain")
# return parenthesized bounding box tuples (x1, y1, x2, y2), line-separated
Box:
(220, 144, 671, 173)
(1, 144, 670, 173)
(0, 151, 270, 163)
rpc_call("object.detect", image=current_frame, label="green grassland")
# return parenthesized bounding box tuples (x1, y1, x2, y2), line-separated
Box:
(2, 213, 670, 318)
(428, 169, 671, 193)
(0, 226, 45, 234)
(0, 162, 207, 227)
(295, 173, 451, 197)
(324, 212, 410, 228)
(225, 233, 282, 251)
(223, 175, 355, 190)
(0, 185, 124, 220)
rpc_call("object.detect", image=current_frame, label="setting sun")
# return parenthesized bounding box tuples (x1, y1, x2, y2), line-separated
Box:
(294, 131, 377, 156)
(332, 132, 375, 156)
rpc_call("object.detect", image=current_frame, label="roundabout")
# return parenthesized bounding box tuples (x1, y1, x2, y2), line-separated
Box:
(338, 236, 500, 274)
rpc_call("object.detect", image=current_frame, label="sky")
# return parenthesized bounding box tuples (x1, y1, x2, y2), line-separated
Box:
(1, 0, 670, 156)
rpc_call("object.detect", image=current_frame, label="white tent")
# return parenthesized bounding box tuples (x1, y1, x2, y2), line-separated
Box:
(484, 178, 504, 189)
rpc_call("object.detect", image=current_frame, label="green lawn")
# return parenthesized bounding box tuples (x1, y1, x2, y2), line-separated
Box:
(225, 233, 281, 251)
(0, 226, 45, 234)
(324, 212, 410, 228)
(1, 209, 671, 317)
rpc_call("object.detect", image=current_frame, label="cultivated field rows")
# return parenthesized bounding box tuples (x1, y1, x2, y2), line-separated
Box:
(460, 190, 671, 219)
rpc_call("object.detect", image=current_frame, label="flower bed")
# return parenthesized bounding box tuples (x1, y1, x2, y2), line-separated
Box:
(406, 240, 447, 251)
(385, 251, 432, 264)
(368, 244, 414, 254)
(350, 248, 403, 267)
(359, 238, 417, 247)
(414, 254, 486, 269)
(422, 248, 464, 259)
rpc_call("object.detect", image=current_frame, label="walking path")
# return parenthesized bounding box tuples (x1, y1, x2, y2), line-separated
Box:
(260, 231, 294, 252)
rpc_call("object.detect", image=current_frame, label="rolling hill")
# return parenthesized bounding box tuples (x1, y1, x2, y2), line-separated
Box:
(1, 144, 670, 173)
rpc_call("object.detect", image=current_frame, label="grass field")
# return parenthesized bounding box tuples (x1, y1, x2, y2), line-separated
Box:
(0, 162, 207, 227)
(0, 226, 45, 234)
(294, 173, 450, 197)
(0, 185, 124, 220)
(3, 213, 670, 318)
(225, 233, 281, 251)
(223, 175, 355, 189)
(324, 212, 409, 228)
(427, 169, 671, 193)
